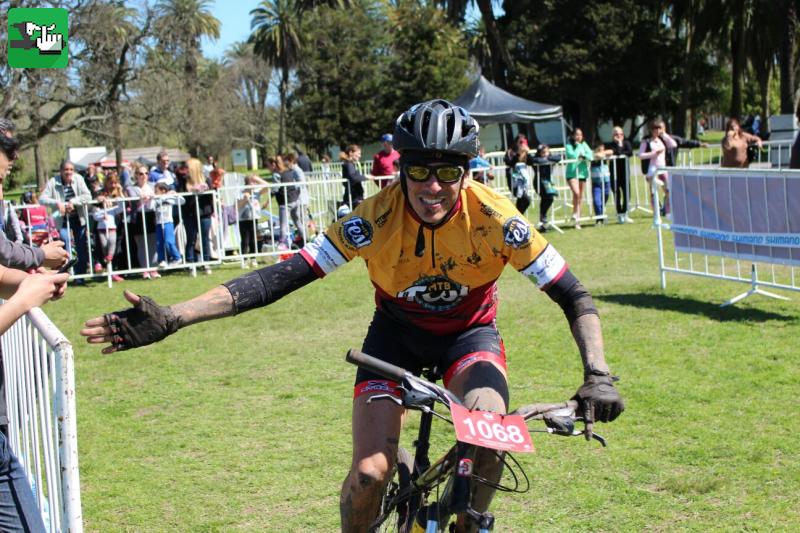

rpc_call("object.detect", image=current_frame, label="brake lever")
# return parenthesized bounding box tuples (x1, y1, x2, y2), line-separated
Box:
(575, 417, 608, 447)
(366, 394, 403, 406)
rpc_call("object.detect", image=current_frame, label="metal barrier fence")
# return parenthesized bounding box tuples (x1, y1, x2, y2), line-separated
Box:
(652, 168, 799, 306)
(0, 306, 82, 532)
(13, 141, 794, 285)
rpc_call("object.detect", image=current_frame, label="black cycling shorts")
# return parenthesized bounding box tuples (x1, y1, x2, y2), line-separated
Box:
(353, 311, 506, 399)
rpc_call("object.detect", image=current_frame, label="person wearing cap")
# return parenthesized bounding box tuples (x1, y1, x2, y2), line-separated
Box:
(370, 133, 400, 189)
(81, 100, 623, 532)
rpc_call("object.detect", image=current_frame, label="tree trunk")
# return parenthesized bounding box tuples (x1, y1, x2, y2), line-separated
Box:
(476, 0, 508, 88)
(278, 69, 288, 154)
(779, 0, 797, 113)
(730, 6, 746, 119)
(112, 99, 123, 168)
(579, 99, 597, 146)
(674, 15, 694, 137)
(758, 67, 771, 136)
(33, 139, 46, 190)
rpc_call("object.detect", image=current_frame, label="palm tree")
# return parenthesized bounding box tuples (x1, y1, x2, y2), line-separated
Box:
(225, 41, 274, 163)
(249, 0, 303, 153)
(435, 0, 509, 87)
(153, 0, 220, 77)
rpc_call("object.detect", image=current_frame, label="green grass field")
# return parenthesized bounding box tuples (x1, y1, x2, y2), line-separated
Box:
(45, 212, 799, 532)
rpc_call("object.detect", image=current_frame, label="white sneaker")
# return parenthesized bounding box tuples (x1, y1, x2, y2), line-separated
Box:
(617, 214, 625, 224)
(169, 259, 183, 266)
(625, 215, 635, 224)
(251, 259, 259, 268)
(204, 266, 212, 275)
(157, 261, 167, 268)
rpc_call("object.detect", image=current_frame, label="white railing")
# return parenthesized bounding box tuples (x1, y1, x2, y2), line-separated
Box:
(0, 306, 82, 532)
(16, 143, 795, 285)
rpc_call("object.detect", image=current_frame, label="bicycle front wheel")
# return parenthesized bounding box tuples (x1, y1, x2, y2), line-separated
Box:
(370, 446, 418, 533)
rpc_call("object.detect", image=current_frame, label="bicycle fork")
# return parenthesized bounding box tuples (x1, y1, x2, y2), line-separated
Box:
(412, 411, 495, 532)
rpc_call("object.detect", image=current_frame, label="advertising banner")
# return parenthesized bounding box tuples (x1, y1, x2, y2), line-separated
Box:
(669, 169, 800, 266)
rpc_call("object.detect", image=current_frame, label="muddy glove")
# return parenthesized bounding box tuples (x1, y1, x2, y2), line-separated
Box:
(104, 294, 181, 351)
(572, 371, 624, 423)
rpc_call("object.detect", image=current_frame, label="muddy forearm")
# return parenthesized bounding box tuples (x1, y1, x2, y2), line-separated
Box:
(570, 313, 610, 377)
(170, 285, 235, 329)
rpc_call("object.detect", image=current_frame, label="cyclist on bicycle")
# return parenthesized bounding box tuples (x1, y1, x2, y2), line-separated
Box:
(81, 100, 624, 533)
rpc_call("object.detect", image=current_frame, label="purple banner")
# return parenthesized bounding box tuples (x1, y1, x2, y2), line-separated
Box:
(669, 170, 800, 266)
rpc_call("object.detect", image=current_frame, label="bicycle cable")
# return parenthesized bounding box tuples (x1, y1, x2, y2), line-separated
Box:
(471, 451, 530, 494)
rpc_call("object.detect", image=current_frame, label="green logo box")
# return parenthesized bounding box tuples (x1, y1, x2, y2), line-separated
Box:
(7, 8, 69, 69)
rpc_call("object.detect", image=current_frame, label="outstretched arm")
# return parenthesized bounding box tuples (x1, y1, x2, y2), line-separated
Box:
(81, 254, 319, 353)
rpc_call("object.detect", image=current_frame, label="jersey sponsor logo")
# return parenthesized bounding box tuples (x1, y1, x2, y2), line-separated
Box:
(340, 216, 373, 249)
(397, 275, 470, 311)
(375, 207, 393, 228)
(354, 379, 400, 399)
(503, 216, 531, 249)
(301, 234, 347, 275)
(520, 244, 566, 288)
(479, 202, 501, 219)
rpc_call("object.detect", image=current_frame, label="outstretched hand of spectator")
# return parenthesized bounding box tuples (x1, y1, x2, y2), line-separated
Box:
(41, 240, 69, 270)
(12, 269, 70, 309)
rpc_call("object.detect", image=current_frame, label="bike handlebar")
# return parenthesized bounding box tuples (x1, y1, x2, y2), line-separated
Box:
(346, 349, 606, 445)
(346, 348, 408, 382)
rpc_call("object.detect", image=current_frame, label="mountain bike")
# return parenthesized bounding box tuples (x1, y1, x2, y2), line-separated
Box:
(345, 349, 607, 533)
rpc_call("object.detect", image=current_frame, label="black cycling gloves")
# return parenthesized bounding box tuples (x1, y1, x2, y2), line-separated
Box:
(104, 295, 181, 351)
(572, 372, 625, 423)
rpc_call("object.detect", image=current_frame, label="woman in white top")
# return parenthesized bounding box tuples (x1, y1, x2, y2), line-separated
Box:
(639, 120, 677, 216)
(127, 165, 160, 279)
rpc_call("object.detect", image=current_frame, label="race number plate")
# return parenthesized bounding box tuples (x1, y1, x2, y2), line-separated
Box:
(450, 403, 535, 453)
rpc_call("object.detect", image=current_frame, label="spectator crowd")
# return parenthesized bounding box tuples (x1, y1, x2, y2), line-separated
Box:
(0, 113, 791, 285)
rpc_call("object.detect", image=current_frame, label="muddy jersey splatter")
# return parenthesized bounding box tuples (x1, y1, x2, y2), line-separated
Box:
(300, 181, 567, 334)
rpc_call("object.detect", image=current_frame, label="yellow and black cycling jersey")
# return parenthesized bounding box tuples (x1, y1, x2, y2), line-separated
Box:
(299, 181, 568, 334)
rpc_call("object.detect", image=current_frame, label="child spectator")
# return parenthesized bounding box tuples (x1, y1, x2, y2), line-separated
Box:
(91, 198, 124, 281)
(469, 146, 494, 185)
(591, 143, 614, 224)
(237, 174, 268, 267)
(19, 191, 51, 246)
(530, 144, 561, 231)
(92, 174, 125, 280)
(510, 144, 533, 215)
(152, 182, 185, 267)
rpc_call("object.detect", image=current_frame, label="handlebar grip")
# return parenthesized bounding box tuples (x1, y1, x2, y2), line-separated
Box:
(346, 349, 407, 382)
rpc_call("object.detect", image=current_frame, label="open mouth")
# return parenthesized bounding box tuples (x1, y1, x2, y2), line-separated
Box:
(420, 196, 445, 207)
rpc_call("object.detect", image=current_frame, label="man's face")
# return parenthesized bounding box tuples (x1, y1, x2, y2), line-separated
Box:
(382, 141, 392, 153)
(61, 163, 74, 183)
(0, 152, 9, 180)
(404, 160, 465, 224)
(159, 156, 170, 170)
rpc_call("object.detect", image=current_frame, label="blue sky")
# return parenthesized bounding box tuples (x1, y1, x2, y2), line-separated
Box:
(201, 1, 262, 60)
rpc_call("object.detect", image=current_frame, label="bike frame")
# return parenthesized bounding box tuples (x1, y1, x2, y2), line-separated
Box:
(347, 348, 603, 533)
(376, 370, 497, 533)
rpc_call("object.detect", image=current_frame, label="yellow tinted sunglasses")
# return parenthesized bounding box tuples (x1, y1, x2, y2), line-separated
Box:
(404, 164, 465, 184)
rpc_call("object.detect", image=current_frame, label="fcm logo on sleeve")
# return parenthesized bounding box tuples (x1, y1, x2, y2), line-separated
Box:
(7, 8, 68, 69)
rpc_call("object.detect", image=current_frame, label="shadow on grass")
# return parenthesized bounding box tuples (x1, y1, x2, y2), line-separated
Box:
(595, 292, 797, 323)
